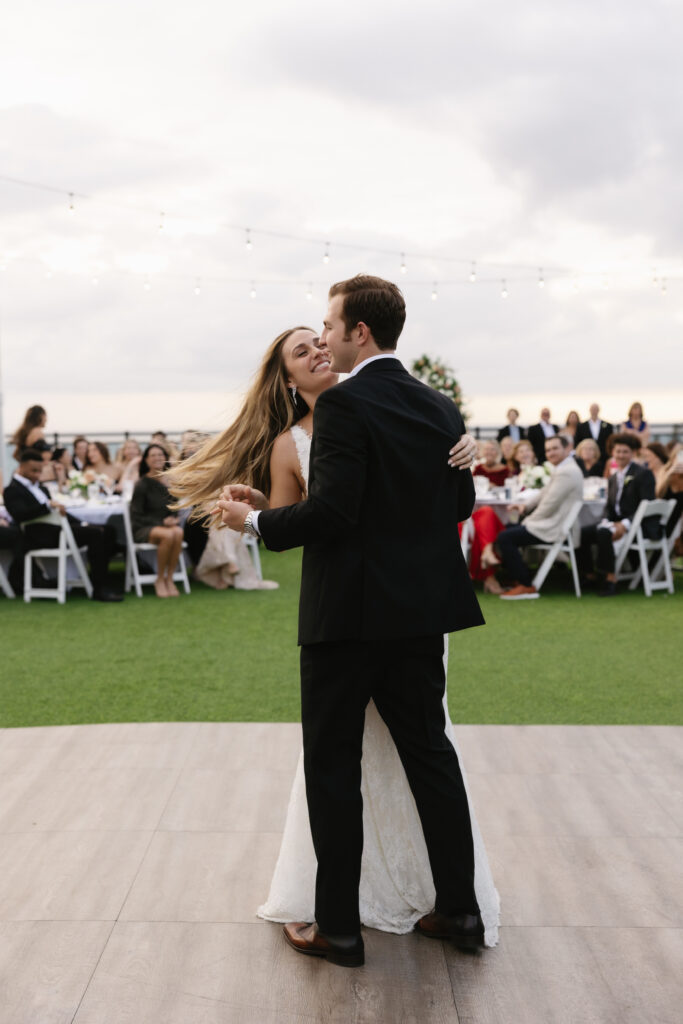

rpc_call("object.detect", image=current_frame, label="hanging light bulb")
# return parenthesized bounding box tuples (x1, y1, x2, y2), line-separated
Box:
(469, 261, 476, 283)
(306, 282, 313, 301)
(158, 211, 165, 233)
(194, 278, 201, 295)
(400, 253, 407, 275)
(91, 275, 99, 286)
(68, 193, 75, 215)
(249, 282, 257, 299)
(322, 243, 330, 264)
(431, 282, 438, 301)
(538, 268, 545, 288)
(245, 229, 253, 253)
(501, 279, 508, 299)
(144, 277, 151, 291)
(661, 278, 667, 294)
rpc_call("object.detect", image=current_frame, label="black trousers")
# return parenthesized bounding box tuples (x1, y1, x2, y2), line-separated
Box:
(0, 524, 24, 592)
(497, 524, 542, 586)
(578, 524, 616, 575)
(300, 634, 479, 935)
(24, 520, 116, 591)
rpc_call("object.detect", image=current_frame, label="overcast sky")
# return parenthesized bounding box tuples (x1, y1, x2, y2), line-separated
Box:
(1, 0, 681, 442)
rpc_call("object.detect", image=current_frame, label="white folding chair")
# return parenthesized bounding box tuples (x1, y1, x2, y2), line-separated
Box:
(243, 534, 263, 580)
(459, 517, 474, 569)
(529, 499, 584, 597)
(122, 501, 191, 597)
(21, 509, 93, 603)
(614, 498, 676, 596)
(0, 555, 15, 598)
(626, 513, 681, 591)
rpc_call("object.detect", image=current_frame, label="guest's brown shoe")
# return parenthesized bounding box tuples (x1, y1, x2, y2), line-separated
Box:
(283, 922, 364, 967)
(415, 911, 485, 950)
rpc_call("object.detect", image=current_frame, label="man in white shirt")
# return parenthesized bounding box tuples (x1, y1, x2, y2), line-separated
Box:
(527, 408, 559, 463)
(575, 403, 614, 460)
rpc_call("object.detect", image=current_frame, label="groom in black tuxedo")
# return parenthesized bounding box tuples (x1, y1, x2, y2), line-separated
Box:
(218, 276, 485, 966)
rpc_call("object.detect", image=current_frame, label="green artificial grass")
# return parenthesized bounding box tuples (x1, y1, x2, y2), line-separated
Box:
(1, 548, 681, 728)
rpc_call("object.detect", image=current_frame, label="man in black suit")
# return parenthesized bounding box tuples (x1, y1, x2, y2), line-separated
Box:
(574, 403, 614, 460)
(217, 276, 485, 967)
(527, 407, 559, 464)
(3, 449, 122, 601)
(578, 433, 656, 596)
(497, 407, 526, 443)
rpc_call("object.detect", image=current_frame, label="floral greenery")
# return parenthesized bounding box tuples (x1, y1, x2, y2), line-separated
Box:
(519, 462, 552, 490)
(411, 355, 469, 421)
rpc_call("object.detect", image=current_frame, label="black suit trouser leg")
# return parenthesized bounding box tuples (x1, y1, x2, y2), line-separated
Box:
(579, 524, 615, 575)
(300, 635, 479, 935)
(69, 523, 116, 590)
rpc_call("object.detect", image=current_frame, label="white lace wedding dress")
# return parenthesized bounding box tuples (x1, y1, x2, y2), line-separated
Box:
(258, 425, 500, 945)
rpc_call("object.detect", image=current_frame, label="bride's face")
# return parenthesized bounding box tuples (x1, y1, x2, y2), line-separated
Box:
(282, 329, 338, 395)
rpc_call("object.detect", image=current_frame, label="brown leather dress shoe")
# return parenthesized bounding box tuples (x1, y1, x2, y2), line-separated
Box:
(283, 922, 364, 968)
(415, 911, 485, 950)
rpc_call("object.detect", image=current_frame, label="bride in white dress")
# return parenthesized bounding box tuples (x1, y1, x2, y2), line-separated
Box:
(170, 325, 500, 946)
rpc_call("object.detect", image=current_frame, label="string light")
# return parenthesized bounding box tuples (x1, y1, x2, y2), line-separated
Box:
(194, 278, 201, 295)
(661, 278, 667, 294)
(91, 275, 99, 286)
(306, 282, 313, 301)
(322, 243, 330, 265)
(68, 193, 75, 215)
(245, 229, 252, 253)
(143, 277, 151, 291)
(501, 279, 508, 299)
(538, 268, 545, 288)
(158, 211, 165, 233)
(249, 281, 256, 299)
(400, 253, 407, 275)
(431, 282, 438, 301)
(470, 261, 476, 282)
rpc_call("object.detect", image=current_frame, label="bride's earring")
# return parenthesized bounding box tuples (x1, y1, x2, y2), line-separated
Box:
(289, 384, 297, 402)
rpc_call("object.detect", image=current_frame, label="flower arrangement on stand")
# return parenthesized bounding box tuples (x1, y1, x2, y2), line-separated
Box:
(411, 355, 469, 421)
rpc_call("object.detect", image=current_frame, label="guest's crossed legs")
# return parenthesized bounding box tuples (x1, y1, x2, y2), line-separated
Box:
(300, 635, 479, 936)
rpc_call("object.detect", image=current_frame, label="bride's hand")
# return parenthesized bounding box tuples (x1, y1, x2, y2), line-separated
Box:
(214, 499, 252, 532)
(220, 484, 269, 510)
(448, 433, 477, 470)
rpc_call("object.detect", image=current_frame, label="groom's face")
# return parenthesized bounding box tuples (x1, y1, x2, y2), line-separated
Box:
(321, 294, 355, 373)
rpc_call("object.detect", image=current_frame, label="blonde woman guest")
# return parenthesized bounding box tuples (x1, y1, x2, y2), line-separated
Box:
(575, 439, 604, 477)
(499, 435, 516, 470)
(11, 405, 47, 459)
(84, 442, 117, 485)
(510, 439, 536, 474)
(169, 324, 500, 946)
(130, 444, 183, 597)
(472, 440, 510, 488)
(620, 402, 650, 446)
(114, 438, 142, 494)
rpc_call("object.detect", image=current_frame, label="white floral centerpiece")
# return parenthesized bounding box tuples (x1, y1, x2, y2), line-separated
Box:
(67, 469, 89, 497)
(519, 462, 552, 489)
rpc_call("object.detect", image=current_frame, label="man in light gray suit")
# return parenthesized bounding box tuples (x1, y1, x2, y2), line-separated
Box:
(495, 434, 584, 599)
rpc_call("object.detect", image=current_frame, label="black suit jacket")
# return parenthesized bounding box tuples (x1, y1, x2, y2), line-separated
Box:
(3, 478, 80, 547)
(258, 359, 484, 646)
(575, 420, 614, 458)
(496, 424, 526, 443)
(527, 422, 559, 464)
(603, 462, 657, 537)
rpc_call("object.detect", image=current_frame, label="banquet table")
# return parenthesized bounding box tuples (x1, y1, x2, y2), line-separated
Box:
(56, 497, 125, 526)
(473, 493, 605, 528)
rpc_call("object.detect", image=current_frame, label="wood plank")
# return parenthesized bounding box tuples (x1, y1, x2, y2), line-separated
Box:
(0, 921, 112, 1024)
(598, 726, 683, 775)
(158, 768, 296, 833)
(73, 921, 459, 1024)
(119, 831, 282, 923)
(0, 831, 151, 921)
(453, 725, 632, 776)
(185, 722, 302, 774)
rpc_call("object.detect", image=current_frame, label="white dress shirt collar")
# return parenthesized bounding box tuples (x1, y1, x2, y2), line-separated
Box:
(14, 472, 50, 506)
(348, 352, 400, 378)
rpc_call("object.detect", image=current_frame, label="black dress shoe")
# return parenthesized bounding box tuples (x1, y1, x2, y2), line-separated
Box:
(415, 911, 485, 950)
(597, 582, 617, 597)
(91, 589, 124, 602)
(283, 922, 364, 967)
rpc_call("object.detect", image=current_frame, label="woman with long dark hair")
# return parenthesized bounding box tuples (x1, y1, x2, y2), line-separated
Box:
(11, 405, 47, 459)
(130, 444, 183, 597)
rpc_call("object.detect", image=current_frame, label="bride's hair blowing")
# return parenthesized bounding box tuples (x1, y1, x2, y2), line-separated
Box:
(168, 326, 312, 519)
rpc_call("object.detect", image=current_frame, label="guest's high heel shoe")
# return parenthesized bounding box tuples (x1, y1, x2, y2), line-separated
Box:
(480, 544, 501, 569)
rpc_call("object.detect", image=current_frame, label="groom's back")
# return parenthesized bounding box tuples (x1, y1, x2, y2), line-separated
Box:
(301, 359, 484, 644)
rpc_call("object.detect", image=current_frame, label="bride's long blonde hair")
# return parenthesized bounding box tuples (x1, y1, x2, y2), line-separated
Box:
(168, 326, 312, 518)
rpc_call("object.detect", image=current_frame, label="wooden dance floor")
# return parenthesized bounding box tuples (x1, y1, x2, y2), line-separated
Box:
(0, 721, 681, 1023)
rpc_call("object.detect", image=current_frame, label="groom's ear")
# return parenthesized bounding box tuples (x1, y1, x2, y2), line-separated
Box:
(355, 321, 372, 346)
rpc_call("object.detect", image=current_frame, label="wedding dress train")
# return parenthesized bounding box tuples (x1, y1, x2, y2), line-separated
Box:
(257, 425, 500, 945)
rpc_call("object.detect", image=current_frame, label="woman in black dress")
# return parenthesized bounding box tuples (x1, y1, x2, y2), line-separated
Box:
(130, 444, 183, 597)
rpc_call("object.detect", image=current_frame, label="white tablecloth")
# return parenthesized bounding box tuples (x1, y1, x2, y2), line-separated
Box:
(473, 495, 604, 528)
(59, 499, 125, 526)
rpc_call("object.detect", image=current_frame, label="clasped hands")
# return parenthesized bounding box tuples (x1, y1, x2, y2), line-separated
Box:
(211, 434, 478, 533)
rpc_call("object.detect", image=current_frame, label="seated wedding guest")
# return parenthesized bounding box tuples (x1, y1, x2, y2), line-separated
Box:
(41, 447, 73, 489)
(72, 436, 88, 471)
(113, 438, 142, 494)
(619, 401, 650, 446)
(130, 444, 183, 598)
(3, 449, 122, 601)
(657, 445, 683, 537)
(11, 405, 47, 459)
(575, 439, 604, 477)
(578, 433, 656, 596)
(642, 442, 669, 488)
(527, 407, 559, 464)
(473, 440, 510, 488)
(575, 404, 613, 459)
(151, 431, 179, 463)
(0, 505, 24, 595)
(499, 435, 516, 471)
(494, 434, 583, 599)
(510, 439, 537, 473)
(84, 441, 117, 485)
(497, 408, 526, 443)
(564, 411, 580, 438)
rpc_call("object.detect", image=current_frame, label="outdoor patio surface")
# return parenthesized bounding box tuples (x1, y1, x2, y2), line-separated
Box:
(0, 721, 681, 1023)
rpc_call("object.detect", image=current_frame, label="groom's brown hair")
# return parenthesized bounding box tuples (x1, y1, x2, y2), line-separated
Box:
(329, 274, 406, 350)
